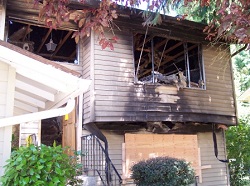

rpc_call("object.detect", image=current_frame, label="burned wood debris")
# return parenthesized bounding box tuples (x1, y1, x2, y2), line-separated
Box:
(139, 71, 187, 90)
(133, 33, 205, 90)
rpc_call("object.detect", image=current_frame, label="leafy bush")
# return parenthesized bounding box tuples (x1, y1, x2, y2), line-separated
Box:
(131, 156, 195, 186)
(226, 116, 250, 186)
(0, 143, 83, 186)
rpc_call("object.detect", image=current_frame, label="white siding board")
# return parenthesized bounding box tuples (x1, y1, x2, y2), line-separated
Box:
(19, 121, 40, 146)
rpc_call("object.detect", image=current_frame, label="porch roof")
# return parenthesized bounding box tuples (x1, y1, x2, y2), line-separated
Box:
(0, 40, 90, 125)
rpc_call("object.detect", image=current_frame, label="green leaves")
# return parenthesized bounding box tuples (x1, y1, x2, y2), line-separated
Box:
(0, 144, 84, 186)
(131, 157, 195, 186)
(226, 116, 250, 186)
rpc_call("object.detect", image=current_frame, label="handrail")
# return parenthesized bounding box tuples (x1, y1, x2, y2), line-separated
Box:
(81, 134, 122, 186)
(94, 135, 123, 183)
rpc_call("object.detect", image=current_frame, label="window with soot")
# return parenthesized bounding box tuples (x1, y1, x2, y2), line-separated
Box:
(134, 34, 205, 89)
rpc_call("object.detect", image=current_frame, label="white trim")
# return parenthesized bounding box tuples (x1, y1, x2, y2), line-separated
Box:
(76, 93, 83, 152)
(0, 98, 75, 127)
(14, 100, 38, 113)
(45, 78, 90, 109)
(15, 91, 45, 109)
(6, 66, 15, 116)
(15, 67, 75, 93)
(16, 79, 55, 102)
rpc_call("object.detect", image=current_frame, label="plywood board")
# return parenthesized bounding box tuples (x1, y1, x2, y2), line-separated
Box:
(125, 134, 199, 178)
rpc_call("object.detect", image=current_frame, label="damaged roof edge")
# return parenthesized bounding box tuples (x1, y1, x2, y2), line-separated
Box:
(0, 40, 81, 77)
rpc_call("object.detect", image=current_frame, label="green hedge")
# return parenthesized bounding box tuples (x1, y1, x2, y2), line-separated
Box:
(131, 156, 195, 186)
(0, 144, 83, 186)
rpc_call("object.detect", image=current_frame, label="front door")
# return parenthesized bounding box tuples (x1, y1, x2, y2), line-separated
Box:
(62, 105, 76, 155)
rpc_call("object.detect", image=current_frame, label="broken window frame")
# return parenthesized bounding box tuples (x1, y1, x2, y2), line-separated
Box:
(133, 35, 206, 90)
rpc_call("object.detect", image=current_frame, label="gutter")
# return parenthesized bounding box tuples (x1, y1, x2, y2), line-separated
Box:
(0, 98, 75, 128)
(231, 44, 247, 58)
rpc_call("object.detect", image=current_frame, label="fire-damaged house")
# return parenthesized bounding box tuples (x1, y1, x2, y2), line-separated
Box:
(0, 0, 237, 185)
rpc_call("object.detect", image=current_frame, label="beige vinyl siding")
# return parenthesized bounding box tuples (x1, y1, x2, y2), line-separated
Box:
(0, 62, 15, 177)
(198, 132, 229, 186)
(102, 130, 123, 175)
(80, 36, 93, 124)
(89, 31, 236, 125)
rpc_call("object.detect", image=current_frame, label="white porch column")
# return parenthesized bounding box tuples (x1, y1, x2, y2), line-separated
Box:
(0, 0, 6, 40)
(0, 65, 15, 177)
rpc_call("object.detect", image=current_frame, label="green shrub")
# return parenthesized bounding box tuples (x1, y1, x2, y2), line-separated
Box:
(226, 116, 250, 186)
(0, 143, 83, 186)
(131, 156, 195, 186)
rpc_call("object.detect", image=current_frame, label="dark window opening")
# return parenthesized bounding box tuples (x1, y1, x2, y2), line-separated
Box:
(41, 117, 62, 146)
(7, 21, 77, 63)
(134, 34, 205, 89)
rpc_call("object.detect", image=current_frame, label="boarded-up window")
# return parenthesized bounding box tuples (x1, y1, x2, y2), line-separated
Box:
(124, 134, 199, 178)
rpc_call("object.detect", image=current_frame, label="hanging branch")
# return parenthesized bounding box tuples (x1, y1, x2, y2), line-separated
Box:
(35, 0, 250, 50)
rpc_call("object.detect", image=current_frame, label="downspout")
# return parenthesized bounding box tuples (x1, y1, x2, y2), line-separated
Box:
(0, 98, 75, 128)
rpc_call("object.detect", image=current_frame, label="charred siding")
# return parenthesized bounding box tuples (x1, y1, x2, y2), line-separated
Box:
(89, 31, 236, 125)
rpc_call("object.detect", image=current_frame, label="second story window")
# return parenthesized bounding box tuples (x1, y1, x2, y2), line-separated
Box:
(134, 34, 205, 90)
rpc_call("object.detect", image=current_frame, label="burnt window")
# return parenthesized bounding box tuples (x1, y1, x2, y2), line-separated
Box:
(133, 34, 205, 89)
(7, 21, 77, 63)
